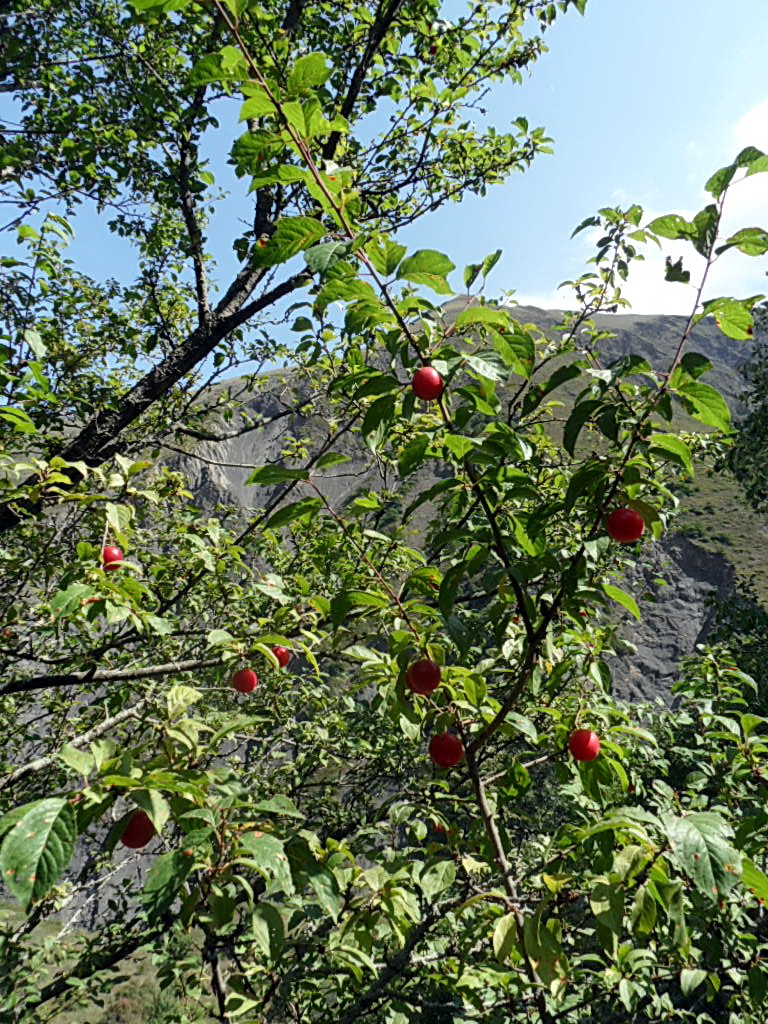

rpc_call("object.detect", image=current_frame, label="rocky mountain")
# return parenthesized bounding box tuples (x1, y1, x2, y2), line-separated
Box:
(172, 303, 763, 705)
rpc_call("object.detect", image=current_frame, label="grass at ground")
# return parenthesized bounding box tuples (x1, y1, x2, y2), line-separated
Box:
(675, 465, 768, 606)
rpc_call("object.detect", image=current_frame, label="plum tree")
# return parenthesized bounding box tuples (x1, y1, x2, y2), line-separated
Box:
(1, 1, 767, 1022)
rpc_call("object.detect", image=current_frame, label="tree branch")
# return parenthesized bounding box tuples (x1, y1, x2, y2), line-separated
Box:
(0, 270, 310, 533)
(321, 0, 407, 163)
(463, 739, 554, 1024)
(0, 656, 223, 697)
(177, 88, 211, 327)
(0, 699, 148, 791)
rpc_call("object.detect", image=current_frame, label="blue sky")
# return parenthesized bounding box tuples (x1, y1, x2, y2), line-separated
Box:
(32, 0, 768, 319)
(398, 0, 768, 314)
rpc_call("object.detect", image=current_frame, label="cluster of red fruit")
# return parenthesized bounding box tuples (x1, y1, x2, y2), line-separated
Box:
(404, 659, 463, 766)
(232, 645, 291, 693)
(405, 657, 601, 768)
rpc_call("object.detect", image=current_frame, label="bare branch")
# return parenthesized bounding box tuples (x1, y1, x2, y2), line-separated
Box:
(0, 700, 149, 791)
(1, 656, 223, 697)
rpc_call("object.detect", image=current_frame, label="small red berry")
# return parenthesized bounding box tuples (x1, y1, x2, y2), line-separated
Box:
(568, 729, 600, 762)
(102, 545, 124, 571)
(406, 659, 441, 695)
(120, 810, 156, 849)
(579, 610, 587, 618)
(429, 732, 463, 768)
(747, 325, 754, 336)
(272, 645, 290, 668)
(428, 44, 437, 55)
(412, 366, 444, 401)
(605, 507, 645, 544)
(232, 668, 258, 693)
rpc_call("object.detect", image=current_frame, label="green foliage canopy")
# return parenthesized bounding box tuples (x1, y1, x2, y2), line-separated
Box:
(1, 2, 768, 1022)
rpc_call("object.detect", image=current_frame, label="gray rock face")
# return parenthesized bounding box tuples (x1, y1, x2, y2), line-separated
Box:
(608, 535, 735, 703)
(169, 304, 750, 703)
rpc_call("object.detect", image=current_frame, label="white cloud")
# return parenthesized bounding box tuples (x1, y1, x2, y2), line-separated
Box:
(734, 97, 768, 152)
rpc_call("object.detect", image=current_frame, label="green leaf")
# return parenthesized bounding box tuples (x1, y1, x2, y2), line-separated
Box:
(361, 393, 396, 449)
(443, 434, 475, 460)
(601, 583, 641, 621)
(438, 561, 465, 616)
(207, 628, 237, 648)
(398, 435, 428, 477)
(701, 296, 763, 340)
(673, 380, 730, 431)
(492, 912, 518, 963)
(664, 256, 690, 284)
(418, 859, 456, 898)
(705, 162, 738, 199)
(251, 902, 285, 962)
(0, 407, 37, 433)
(239, 90, 275, 121)
(142, 850, 195, 923)
(745, 153, 768, 176)
(488, 328, 533, 380)
(629, 883, 657, 939)
(521, 363, 582, 417)
(523, 905, 567, 988)
(315, 452, 351, 470)
(366, 235, 406, 276)
(250, 217, 325, 269)
(304, 241, 350, 274)
(481, 249, 503, 278)
(57, 745, 95, 777)
(0, 802, 48, 842)
(741, 857, 768, 902)
(307, 865, 341, 920)
(564, 461, 608, 511)
(678, 352, 712, 380)
(239, 832, 294, 894)
(131, 790, 171, 832)
(265, 497, 322, 530)
(648, 434, 693, 476)
(287, 53, 331, 92)
(690, 204, 719, 257)
(24, 328, 46, 359)
(663, 812, 741, 901)
(590, 880, 624, 942)
(563, 400, 602, 456)
(716, 227, 768, 258)
(646, 214, 694, 241)
(252, 796, 304, 819)
(505, 713, 538, 744)
(0, 799, 77, 910)
(464, 350, 506, 382)
(246, 465, 309, 486)
(397, 250, 455, 294)
(455, 305, 511, 331)
(680, 968, 707, 996)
